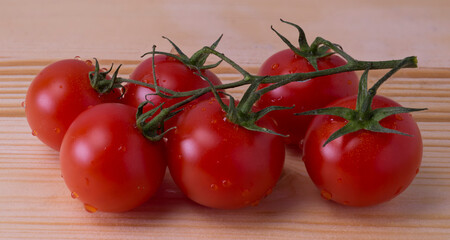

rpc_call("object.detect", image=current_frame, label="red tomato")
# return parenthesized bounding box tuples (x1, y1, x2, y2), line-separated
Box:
(302, 95, 423, 206)
(256, 49, 359, 147)
(166, 98, 285, 209)
(60, 103, 166, 213)
(25, 59, 121, 151)
(122, 55, 222, 127)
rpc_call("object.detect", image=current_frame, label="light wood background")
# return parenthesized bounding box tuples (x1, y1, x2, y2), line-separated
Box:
(1, 0, 449, 239)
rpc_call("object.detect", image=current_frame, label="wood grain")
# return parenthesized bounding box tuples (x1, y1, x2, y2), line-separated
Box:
(1, 0, 450, 239)
(1, 61, 449, 240)
(0, 116, 450, 240)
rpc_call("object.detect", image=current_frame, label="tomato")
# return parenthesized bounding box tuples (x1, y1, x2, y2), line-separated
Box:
(60, 103, 166, 212)
(166, 98, 285, 209)
(256, 49, 359, 147)
(122, 55, 222, 127)
(25, 59, 121, 151)
(302, 95, 423, 206)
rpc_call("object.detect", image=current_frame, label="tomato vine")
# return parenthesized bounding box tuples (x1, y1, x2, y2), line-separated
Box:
(89, 19, 418, 141)
(25, 19, 427, 211)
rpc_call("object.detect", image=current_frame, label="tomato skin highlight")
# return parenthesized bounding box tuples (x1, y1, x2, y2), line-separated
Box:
(60, 103, 166, 212)
(302, 95, 423, 206)
(25, 59, 121, 151)
(256, 49, 359, 147)
(166, 98, 285, 209)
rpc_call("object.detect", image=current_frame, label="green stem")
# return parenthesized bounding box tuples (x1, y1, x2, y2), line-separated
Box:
(200, 47, 252, 79)
(91, 39, 418, 141)
(112, 55, 417, 100)
(255, 56, 416, 99)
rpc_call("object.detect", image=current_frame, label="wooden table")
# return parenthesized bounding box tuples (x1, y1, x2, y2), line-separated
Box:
(1, 1, 449, 239)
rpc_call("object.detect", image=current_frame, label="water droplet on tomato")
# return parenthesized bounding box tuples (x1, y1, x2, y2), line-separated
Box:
(210, 184, 218, 191)
(299, 139, 305, 150)
(320, 189, 332, 200)
(31, 130, 38, 136)
(54, 128, 61, 134)
(288, 67, 297, 74)
(211, 119, 217, 124)
(221, 180, 232, 188)
(271, 96, 283, 103)
(21, 101, 26, 108)
(271, 63, 279, 70)
(84, 203, 97, 213)
(74, 56, 82, 61)
(118, 145, 127, 152)
(71, 192, 79, 199)
(395, 114, 403, 121)
(85, 59, 93, 65)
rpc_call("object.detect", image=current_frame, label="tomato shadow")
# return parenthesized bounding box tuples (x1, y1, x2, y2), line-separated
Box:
(78, 171, 190, 225)
(292, 172, 448, 227)
(81, 148, 317, 227)
(109, 148, 450, 232)
(128, 171, 192, 215)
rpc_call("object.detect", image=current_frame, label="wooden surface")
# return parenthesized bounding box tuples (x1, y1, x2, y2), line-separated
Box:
(1, 0, 450, 239)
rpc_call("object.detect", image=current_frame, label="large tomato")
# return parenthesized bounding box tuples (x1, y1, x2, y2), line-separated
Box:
(122, 55, 222, 127)
(60, 103, 166, 213)
(166, 98, 285, 209)
(256, 49, 359, 147)
(25, 59, 121, 150)
(302, 95, 423, 206)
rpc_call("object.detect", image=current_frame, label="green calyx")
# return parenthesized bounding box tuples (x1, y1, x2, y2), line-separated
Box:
(296, 58, 426, 146)
(224, 79, 292, 137)
(89, 58, 124, 95)
(141, 35, 224, 71)
(272, 19, 335, 70)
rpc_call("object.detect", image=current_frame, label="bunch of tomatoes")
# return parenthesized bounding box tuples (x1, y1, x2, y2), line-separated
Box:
(24, 21, 423, 213)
